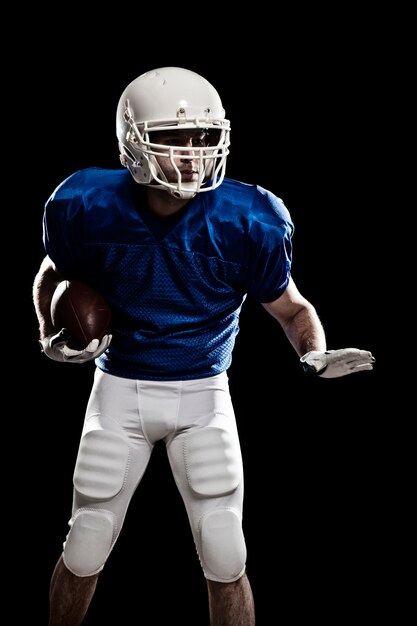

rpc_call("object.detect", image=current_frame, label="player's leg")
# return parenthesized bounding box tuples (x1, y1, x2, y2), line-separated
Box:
(49, 369, 154, 626)
(165, 373, 255, 626)
(49, 555, 99, 626)
(207, 575, 255, 626)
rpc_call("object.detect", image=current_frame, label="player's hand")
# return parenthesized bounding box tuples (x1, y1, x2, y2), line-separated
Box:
(39, 328, 112, 364)
(300, 348, 375, 378)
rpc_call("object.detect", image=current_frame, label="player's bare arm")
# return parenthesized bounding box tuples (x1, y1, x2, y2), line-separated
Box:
(262, 276, 326, 356)
(33, 255, 65, 339)
(262, 277, 375, 377)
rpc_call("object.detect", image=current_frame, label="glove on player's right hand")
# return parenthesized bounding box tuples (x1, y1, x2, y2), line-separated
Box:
(39, 328, 112, 364)
(300, 348, 375, 378)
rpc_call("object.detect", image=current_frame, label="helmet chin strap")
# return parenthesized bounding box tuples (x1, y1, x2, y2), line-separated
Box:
(169, 182, 198, 200)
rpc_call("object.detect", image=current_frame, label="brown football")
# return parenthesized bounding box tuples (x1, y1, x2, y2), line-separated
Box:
(50, 280, 112, 350)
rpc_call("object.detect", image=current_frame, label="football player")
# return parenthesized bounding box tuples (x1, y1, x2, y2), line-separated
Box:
(33, 67, 375, 625)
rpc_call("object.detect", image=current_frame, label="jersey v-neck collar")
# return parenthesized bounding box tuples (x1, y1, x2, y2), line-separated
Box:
(130, 181, 195, 242)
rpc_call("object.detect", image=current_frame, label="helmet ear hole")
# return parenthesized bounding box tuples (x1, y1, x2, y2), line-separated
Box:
(128, 161, 152, 184)
(119, 145, 152, 184)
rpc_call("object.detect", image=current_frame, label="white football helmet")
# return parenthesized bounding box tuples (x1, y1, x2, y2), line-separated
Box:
(116, 67, 231, 199)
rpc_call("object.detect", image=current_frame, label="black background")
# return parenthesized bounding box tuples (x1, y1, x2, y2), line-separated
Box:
(18, 14, 399, 625)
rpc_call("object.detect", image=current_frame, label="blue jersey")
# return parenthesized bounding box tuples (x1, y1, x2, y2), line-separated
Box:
(43, 168, 294, 380)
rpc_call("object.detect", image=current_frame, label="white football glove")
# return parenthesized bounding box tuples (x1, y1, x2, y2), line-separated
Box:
(39, 328, 112, 364)
(300, 348, 375, 378)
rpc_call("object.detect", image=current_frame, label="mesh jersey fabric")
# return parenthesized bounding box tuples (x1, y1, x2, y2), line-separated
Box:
(43, 168, 294, 380)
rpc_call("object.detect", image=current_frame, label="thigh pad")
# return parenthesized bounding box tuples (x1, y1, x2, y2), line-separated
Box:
(73, 429, 129, 501)
(184, 426, 241, 497)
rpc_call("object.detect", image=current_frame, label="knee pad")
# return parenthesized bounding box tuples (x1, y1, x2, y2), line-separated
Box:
(63, 509, 115, 576)
(184, 426, 242, 496)
(200, 508, 246, 582)
(73, 427, 129, 501)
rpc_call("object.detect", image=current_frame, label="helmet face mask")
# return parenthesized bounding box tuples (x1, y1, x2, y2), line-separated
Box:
(116, 68, 231, 199)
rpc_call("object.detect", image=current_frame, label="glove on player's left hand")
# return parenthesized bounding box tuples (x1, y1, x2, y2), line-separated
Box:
(300, 348, 375, 378)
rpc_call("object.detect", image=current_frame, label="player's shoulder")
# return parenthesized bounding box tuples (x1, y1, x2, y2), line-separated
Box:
(49, 167, 130, 201)
(215, 177, 292, 225)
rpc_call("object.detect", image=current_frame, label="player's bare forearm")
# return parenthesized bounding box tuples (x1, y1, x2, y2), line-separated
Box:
(262, 278, 326, 357)
(33, 256, 65, 339)
(279, 303, 326, 357)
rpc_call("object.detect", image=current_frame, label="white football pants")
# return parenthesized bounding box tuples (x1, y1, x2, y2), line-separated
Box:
(62, 369, 247, 582)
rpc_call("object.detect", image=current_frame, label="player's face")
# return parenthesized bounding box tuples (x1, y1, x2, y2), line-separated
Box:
(151, 129, 219, 183)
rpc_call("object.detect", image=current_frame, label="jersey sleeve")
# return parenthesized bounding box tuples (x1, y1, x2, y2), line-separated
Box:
(42, 171, 86, 277)
(245, 189, 294, 303)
